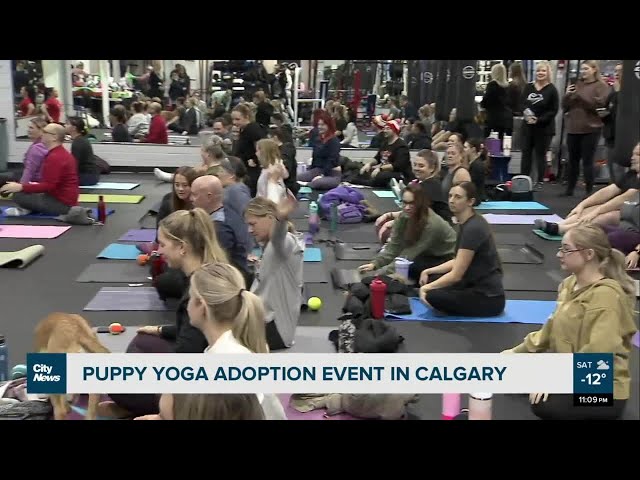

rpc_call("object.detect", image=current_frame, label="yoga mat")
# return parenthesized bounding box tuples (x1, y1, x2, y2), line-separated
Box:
(97, 243, 143, 260)
(79, 182, 139, 190)
(476, 201, 549, 211)
(304, 247, 322, 262)
(0, 225, 71, 239)
(76, 263, 151, 283)
(0, 207, 114, 219)
(0, 245, 44, 268)
(292, 218, 310, 232)
(278, 395, 361, 421)
(372, 190, 397, 198)
(291, 203, 310, 219)
(84, 287, 168, 311)
(632, 332, 639, 348)
(298, 186, 312, 194)
(503, 266, 565, 292)
(483, 214, 563, 225)
(386, 297, 556, 324)
(497, 244, 544, 264)
(118, 229, 157, 242)
(493, 233, 527, 245)
(303, 263, 329, 283)
(79, 194, 145, 204)
(533, 229, 563, 241)
(334, 242, 378, 260)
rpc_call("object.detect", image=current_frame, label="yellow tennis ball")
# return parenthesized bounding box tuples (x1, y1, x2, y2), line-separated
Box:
(308, 297, 322, 311)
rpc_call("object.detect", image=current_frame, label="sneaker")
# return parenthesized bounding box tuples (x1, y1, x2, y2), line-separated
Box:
(4, 207, 31, 216)
(154, 168, 173, 183)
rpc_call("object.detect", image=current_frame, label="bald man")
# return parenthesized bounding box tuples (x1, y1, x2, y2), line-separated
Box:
(190, 175, 251, 279)
(1, 123, 80, 216)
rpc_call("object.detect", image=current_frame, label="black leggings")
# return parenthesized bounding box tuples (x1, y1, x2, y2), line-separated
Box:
(424, 288, 505, 317)
(408, 254, 454, 283)
(521, 128, 553, 183)
(566, 131, 601, 193)
(531, 394, 626, 420)
(266, 321, 287, 351)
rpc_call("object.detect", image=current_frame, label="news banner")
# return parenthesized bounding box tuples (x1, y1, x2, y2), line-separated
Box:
(26, 353, 614, 406)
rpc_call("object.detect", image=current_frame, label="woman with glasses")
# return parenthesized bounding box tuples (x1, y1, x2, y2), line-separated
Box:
(359, 183, 456, 282)
(503, 224, 637, 420)
(418, 182, 505, 317)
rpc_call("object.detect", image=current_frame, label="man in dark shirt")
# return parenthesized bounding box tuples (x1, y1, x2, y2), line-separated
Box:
(361, 120, 413, 188)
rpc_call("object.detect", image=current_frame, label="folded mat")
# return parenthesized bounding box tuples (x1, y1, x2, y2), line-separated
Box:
(372, 190, 397, 198)
(84, 287, 167, 311)
(97, 243, 143, 260)
(476, 201, 549, 211)
(118, 229, 157, 242)
(303, 263, 329, 283)
(334, 242, 378, 260)
(533, 229, 563, 241)
(503, 265, 565, 291)
(79, 182, 139, 190)
(0, 225, 71, 239)
(484, 213, 563, 225)
(76, 263, 151, 283)
(497, 244, 544, 264)
(386, 297, 555, 324)
(0, 245, 44, 268)
(0, 207, 114, 219)
(78, 194, 144, 204)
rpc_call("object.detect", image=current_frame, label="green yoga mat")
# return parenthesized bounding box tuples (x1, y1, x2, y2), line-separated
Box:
(0, 245, 45, 268)
(533, 229, 563, 241)
(79, 194, 145, 204)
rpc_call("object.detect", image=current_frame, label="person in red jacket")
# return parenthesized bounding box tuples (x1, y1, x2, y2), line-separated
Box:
(141, 102, 168, 144)
(0, 123, 79, 216)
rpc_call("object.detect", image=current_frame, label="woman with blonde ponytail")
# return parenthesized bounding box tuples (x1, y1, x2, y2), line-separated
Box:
(188, 263, 287, 420)
(503, 224, 637, 420)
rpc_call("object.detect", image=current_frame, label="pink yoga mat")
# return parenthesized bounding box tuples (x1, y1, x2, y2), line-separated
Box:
(278, 395, 361, 421)
(483, 214, 564, 225)
(0, 225, 71, 239)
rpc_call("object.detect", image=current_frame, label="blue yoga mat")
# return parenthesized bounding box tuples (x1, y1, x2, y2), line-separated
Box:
(80, 182, 139, 190)
(304, 247, 322, 262)
(96, 243, 142, 260)
(476, 201, 549, 211)
(386, 298, 556, 324)
(298, 186, 313, 194)
(0, 207, 114, 219)
(373, 190, 397, 198)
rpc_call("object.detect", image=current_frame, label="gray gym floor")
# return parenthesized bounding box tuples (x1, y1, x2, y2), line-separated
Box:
(0, 173, 637, 420)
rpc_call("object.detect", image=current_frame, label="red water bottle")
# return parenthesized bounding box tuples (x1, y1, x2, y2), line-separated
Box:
(97, 195, 107, 224)
(370, 277, 387, 319)
(150, 253, 166, 286)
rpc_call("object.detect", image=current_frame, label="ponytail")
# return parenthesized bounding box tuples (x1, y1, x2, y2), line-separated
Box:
(233, 291, 269, 353)
(190, 208, 228, 264)
(599, 249, 636, 298)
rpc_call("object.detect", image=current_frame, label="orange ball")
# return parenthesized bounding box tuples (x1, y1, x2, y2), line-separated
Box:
(137, 254, 149, 266)
(109, 323, 125, 335)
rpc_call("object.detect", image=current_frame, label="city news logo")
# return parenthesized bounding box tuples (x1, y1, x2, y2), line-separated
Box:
(573, 353, 614, 406)
(27, 353, 67, 394)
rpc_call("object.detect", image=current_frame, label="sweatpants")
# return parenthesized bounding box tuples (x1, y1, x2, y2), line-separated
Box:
(520, 128, 552, 183)
(424, 288, 505, 317)
(531, 394, 626, 420)
(12, 192, 71, 215)
(600, 224, 640, 255)
(566, 131, 601, 194)
(298, 167, 341, 190)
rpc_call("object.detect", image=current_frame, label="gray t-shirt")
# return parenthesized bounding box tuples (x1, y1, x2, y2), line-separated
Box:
(619, 192, 639, 232)
(454, 214, 504, 297)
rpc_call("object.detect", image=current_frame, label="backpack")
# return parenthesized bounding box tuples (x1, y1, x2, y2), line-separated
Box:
(336, 203, 364, 224)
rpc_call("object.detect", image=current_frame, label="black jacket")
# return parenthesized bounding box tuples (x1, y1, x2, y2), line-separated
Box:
(160, 278, 208, 353)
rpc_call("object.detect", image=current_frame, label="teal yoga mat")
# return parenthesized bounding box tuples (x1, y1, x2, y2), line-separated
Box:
(533, 229, 563, 241)
(253, 246, 322, 262)
(386, 298, 556, 324)
(80, 182, 139, 190)
(0, 207, 114, 219)
(373, 190, 397, 198)
(298, 186, 312, 194)
(476, 201, 549, 210)
(96, 243, 142, 260)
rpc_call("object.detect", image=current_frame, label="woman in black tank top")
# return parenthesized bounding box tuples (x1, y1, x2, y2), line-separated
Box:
(441, 143, 471, 197)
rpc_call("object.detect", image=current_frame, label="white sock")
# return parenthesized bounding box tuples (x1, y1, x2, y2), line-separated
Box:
(4, 207, 31, 216)
(154, 168, 173, 183)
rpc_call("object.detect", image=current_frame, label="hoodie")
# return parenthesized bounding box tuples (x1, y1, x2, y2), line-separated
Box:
(562, 79, 610, 134)
(513, 276, 637, 400)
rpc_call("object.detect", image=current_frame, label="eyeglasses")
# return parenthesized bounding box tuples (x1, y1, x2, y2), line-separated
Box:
(557, 247, 584, 255)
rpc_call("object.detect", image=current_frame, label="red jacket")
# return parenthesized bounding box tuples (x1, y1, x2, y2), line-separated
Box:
(22, 145, 79, 206)
(144, 115, 168, 144)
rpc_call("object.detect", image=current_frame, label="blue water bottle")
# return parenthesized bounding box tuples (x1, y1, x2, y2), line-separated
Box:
(0, 334, 8, 382)
(308, 201, 319, 235)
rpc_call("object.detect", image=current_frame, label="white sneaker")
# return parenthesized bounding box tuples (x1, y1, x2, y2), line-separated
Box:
(154, 168, 173, 183)
(297, 181, 309, 187)
(4, 207, 31, 216)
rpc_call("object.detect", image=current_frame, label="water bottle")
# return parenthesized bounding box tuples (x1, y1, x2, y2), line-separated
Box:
(370, 277, 387, 319)
(441, 393, 461, 420)
(468, 393, 493, 420)
(308, 201, 319, 235)
(0, 334, 8, 382)
(97, 195, 107, 224)
(338, 313, 356, 353)
(330, 202, 338, 233)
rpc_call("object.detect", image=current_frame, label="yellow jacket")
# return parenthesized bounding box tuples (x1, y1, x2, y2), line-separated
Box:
(513, 276, 637, 399)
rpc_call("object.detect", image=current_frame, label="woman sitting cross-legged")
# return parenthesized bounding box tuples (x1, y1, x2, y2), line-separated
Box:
(419, 182, 505, 317)
(66, 116, 100, 186)
(186, 262, 287, 420)
(103, 208, 230, 418)
(296, 110, 342, 190)
(359, 182, 457, 283)
(503, 224, 637, 420)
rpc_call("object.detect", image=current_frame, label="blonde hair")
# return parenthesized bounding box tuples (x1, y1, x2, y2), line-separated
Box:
(232, 103, 255, 122)
(568, 225, 635, 297)
(535, 61, 554, 84)
(172, 393, 264, 420)
(416, 149, 441, 178)
(245, 196, 295, 233)
(582, 60, 602, 81)
(256, 138, 281, 168)
(191, 263, 268, 353)
(447, 142, 468, 168)
(159, 208, 228, 264)
(490, 63, 509, 88)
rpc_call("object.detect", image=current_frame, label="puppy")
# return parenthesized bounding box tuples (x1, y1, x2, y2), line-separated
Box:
(34, 313, 110, 420)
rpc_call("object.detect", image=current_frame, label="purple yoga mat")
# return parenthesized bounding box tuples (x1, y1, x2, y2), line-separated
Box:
(483, 214, 564, 225)
(84, 287, 168, 311)
(118, 229, 157, 242)
(278, 395, 361, 421)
